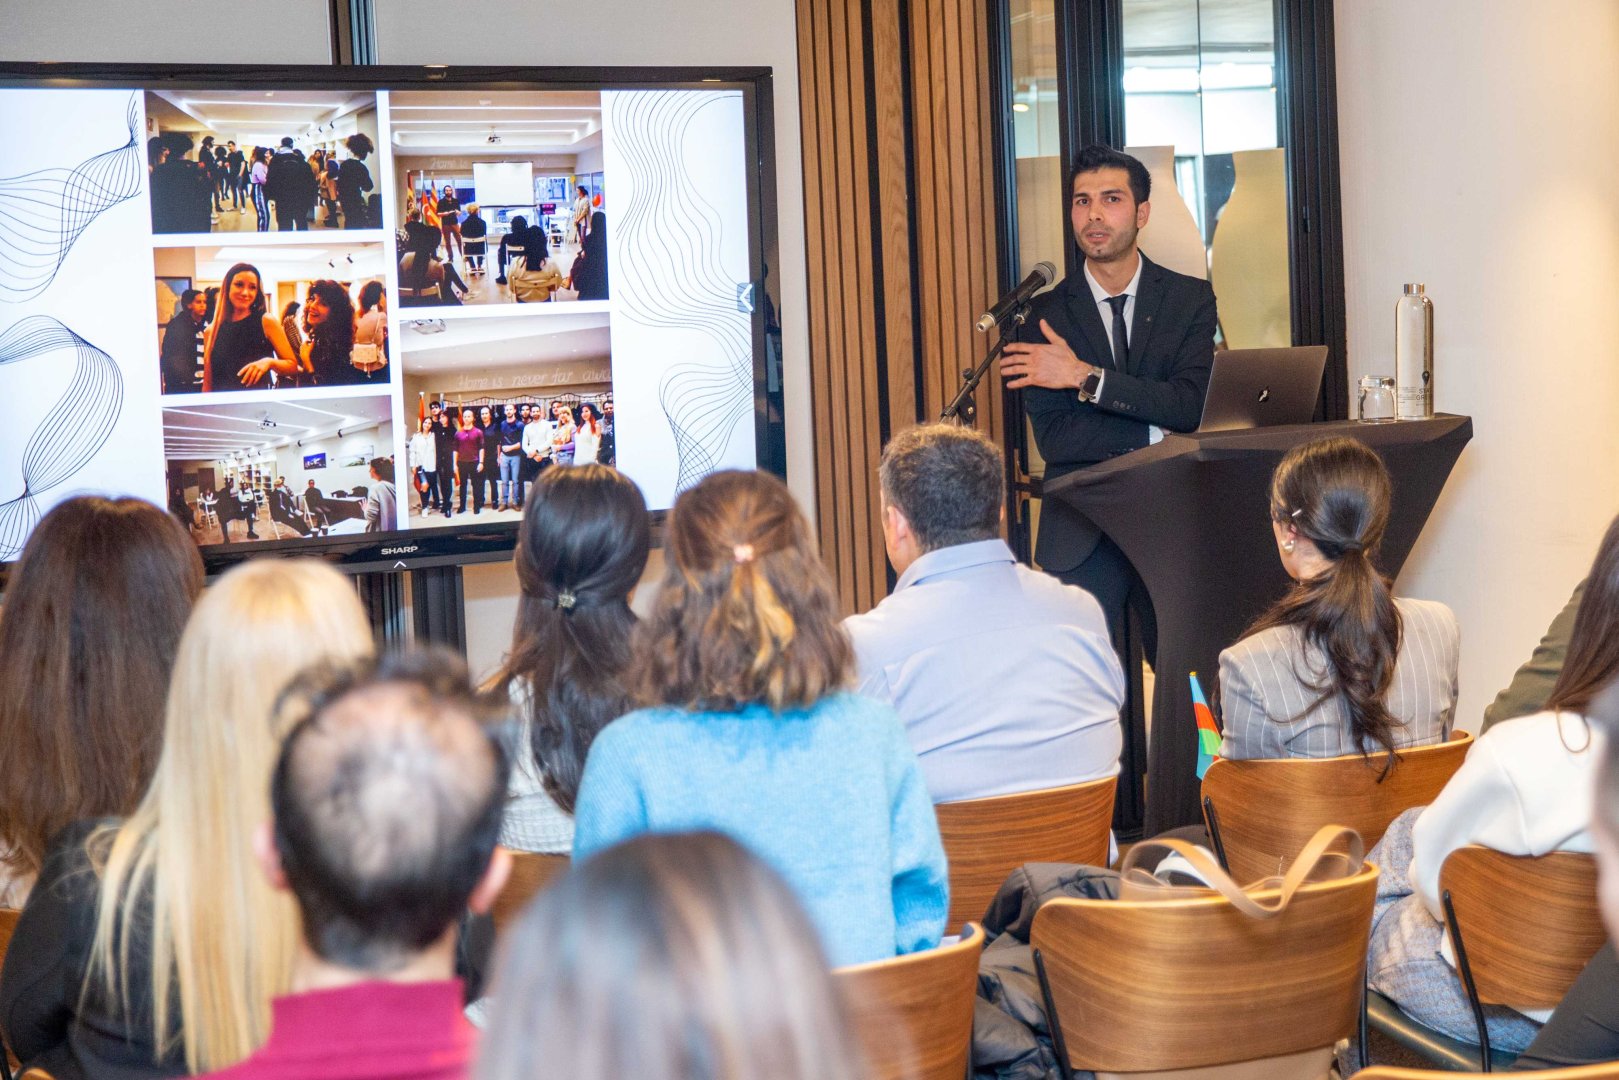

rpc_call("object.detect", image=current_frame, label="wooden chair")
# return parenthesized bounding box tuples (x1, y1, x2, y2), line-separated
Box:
(489, 851, 568, 935)
(1, 907, 19, 1080)
(835, 923, 983, 1080)
(1202, 731, 1472, 881)
(1352, 1066, 1619, 1079)
(934, 776, 1115, 928)
(1368, 847, 1602, 1071)
(1031, 863, 1379, 1080)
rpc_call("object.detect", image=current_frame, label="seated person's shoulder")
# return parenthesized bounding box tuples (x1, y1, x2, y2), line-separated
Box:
(1395, 595, 1458, 631)
(34, 819, 115, 903)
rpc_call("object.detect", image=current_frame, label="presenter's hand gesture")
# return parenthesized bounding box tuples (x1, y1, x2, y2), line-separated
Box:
(1001, 320, 1095, 391)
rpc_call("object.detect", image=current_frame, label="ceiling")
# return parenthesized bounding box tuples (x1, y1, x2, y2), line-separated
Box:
(1010, 0, 1274, 82)
(399, 309, 612, 374)
(387, 91, 603, 157)
(147, 90, 375, 146)
(163, 394, 392, 461)
(171, 242, 388, 285)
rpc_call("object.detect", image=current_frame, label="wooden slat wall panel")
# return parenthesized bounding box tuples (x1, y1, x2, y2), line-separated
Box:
(797, 0, 1001, 614)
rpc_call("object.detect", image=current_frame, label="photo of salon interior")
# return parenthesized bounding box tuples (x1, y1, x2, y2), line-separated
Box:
(390, 91, 604, 307)
(163, 395, 397, 544)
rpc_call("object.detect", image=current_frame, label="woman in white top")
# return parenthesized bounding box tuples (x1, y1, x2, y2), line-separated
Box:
(492, 465, 650, 854)
(1364, 516, 1619, 1055)
(573, 403, 602, 465)
(407, 416, 438, 514)
(1218, 436, 1459, 766)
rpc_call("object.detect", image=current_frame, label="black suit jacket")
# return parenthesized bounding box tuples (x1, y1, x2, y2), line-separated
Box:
(1020, 253, 1217, 572)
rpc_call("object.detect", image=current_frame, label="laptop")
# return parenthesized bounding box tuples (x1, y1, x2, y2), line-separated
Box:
(1196, 346, 1329, 433)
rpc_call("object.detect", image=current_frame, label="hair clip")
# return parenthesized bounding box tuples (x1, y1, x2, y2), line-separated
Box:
(732, 543, 755, 565)
(555, 589, 578, 612)
(1290, 507, 1305, 519)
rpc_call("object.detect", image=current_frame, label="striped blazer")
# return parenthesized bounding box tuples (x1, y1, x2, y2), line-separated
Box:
(1217, 597, 1459, 760)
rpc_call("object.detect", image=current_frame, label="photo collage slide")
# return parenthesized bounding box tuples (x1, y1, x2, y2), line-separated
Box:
(146, 87, 615, 544)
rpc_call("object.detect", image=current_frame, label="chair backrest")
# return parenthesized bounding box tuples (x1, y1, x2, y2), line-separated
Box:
(0, 907, 18, 964)
(934, 777, 1115, 928)
(1030, 864, 1378, 1076)
(1351, 1065, 1619, 1079)
(490, 851, 568, 935)
(1439, 846, 1602, 1009)
(1202, 731, 1472, 881)
(835, 923, 982, 1080)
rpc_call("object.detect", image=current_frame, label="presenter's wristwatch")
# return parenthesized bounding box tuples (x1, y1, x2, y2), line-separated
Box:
(1077, 369, 1102, 403)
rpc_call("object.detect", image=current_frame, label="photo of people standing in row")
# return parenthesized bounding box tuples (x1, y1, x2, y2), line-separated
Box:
(144, 90, 381, 234)
(156, 244, 388, 394)
(406, 395, 614, 521)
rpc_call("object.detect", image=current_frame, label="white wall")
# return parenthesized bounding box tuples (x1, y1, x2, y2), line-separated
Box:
(0, 1, 333, 62)
(1336, 0, 1619, 729)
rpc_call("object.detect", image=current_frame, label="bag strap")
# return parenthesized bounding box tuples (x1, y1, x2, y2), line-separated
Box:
(1120, 825, 1364, 920)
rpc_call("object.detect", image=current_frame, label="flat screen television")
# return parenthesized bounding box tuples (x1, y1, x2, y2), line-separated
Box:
(0, 63, 782, 575)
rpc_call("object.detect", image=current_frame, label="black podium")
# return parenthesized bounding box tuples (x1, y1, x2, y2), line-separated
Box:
(1041, 415, 1473, 835)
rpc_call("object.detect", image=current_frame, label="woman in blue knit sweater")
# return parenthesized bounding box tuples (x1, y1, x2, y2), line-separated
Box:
(572, 469, 949, 967)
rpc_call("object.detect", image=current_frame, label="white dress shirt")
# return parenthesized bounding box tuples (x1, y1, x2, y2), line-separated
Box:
(522, 418, 555, 458)
(1082, 254, 1162, 444)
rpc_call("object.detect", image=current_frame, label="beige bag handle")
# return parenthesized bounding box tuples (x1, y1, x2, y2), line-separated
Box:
(1118, 825, 1364, 919)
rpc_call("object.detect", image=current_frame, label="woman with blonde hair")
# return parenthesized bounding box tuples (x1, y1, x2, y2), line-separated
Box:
(478, 831, 864, 1080)
(0, 559, 375, 1079)
(572, 469, 948, 967)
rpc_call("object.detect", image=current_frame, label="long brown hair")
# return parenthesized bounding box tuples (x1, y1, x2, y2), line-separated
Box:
(494, 466, 649, 812)
(1243, 437, 1404, 766)
(0, 497, 203, 882)
(636, 470, 851, 712)
(476, 831, 864, 1080)
(1548, 515, 1619, 717)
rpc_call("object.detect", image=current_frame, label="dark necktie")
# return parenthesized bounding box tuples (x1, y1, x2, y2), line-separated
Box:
(1105, 294, 1130, 371)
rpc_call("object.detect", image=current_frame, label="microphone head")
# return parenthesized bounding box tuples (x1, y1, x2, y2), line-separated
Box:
(975, 313, 996, 333)
(1033, 261, 1056, 287)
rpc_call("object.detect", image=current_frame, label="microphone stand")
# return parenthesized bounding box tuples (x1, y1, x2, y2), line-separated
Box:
(940, 304, 1030, 423)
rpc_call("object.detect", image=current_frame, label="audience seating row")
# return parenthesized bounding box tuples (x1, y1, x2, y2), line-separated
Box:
(0, 737, 1600, 1079)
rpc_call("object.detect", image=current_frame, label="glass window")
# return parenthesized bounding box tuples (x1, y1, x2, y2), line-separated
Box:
(1122, 0, 1291, 348)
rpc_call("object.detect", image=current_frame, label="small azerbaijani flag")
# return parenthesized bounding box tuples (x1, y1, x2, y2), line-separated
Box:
(1190, 672, 1221, 779)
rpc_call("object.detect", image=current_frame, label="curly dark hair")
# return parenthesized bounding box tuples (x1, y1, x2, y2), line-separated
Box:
(302, 280, 356, 381)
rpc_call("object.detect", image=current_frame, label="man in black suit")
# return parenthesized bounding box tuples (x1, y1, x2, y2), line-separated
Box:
(1001, 145, 1217, 824)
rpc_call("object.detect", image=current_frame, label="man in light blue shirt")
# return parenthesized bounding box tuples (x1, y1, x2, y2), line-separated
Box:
(844, 424, 1126, 804)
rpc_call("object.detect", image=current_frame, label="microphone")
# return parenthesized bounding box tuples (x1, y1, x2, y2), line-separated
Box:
(976, 261, 1056, 332)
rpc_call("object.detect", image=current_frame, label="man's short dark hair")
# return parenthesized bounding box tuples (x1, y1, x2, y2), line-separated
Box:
(879, 424, 1004, 552)
(180, 288, 201, 308)
(1069, 144, 1151, 206)
(279, 136, 295, 148)
(270, 649, 509, 972)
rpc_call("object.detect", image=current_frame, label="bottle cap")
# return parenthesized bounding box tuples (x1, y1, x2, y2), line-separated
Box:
(1403, 283, 1425, 295)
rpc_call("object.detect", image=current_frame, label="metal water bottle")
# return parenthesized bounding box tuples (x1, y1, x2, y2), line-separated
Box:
(1395, 283, 1434, 420)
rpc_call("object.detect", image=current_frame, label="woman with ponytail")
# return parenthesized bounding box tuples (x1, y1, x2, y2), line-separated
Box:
(1219, 436, 1459, 765)
(493, 465, 650, 854)
(571, 469, 948, 967)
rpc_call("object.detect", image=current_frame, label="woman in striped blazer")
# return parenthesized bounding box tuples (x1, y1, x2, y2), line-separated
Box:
(1217, 436, 1459, 767)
